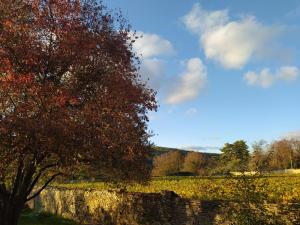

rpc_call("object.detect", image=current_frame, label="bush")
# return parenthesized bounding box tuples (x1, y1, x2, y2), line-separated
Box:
(220, 173, 284, 225)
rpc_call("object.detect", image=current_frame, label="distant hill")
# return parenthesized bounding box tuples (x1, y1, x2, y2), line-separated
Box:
(152, 146, 220, 158)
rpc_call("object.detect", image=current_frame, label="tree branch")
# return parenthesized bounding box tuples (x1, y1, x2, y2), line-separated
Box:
(10, 157, 24, 201)
(39, 163, 58, 173)
(26, 163, 58, 197)
(26, 172, 62, 202)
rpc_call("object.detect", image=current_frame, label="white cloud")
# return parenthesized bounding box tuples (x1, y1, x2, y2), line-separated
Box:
(185, 107, 198, 116)
(277, 66, 299, 81)
(139, 58, 165, 90)
(244, 66, 299, 88)
(282, 130, 300, 140)
(181, 146, 221, 153)
(130, 31, 175, 91)
(183, 4, 229, 34)
(244, 71, 258, 86)
(183, 4, 282, 69)
(132, 31, 175, 58)
(131, 32, 208, 104)
(166, 58, 207, 104)
(244, 69, 274, 88)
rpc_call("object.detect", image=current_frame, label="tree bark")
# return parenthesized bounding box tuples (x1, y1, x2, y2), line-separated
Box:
(0, 160, 34, 225)
(0, 202, 24, 225)
(0, 156, 59, 225)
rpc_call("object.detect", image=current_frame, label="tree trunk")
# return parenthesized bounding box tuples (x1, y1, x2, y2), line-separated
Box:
(0, 158, 56, 225)
(0, 215, 19, 225)
(0, 201, 24, 225)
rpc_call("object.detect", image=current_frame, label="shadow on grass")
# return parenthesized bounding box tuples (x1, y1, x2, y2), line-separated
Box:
(19, 209, 78, 225)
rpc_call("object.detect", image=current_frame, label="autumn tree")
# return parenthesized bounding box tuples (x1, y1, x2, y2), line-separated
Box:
(248, 140, 270, 172)
(268, 139, 296, 170)
(182, 152, 208, 175)
(0, 0, 157, 224)
(290, 139, 300, 168)
(152, 151, 183, 176)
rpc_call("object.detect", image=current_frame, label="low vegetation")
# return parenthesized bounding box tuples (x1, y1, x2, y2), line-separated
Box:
(57, 174, 300, 203)
(19, 140, 300, 223)
(19, 209, 77, 225)
(218, 173, 299, 225)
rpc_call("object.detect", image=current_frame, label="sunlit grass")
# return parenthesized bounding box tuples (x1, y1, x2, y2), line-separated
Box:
(56, 174, 300, 203)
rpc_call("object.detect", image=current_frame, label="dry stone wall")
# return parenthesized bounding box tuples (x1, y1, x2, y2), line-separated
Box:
(28, 187, 221, 225)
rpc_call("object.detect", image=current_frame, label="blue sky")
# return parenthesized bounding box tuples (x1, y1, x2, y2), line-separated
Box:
(103, 0, 300, 152)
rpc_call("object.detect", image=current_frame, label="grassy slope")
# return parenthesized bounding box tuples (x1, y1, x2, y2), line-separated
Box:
(152, 146, 220, 158)
(19, 210, 77, 225)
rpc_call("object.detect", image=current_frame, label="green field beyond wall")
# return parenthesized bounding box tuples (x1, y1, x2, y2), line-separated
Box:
(57, 174, 300, 203)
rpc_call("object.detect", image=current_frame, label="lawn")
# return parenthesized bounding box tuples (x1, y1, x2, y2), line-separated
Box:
(19, 210, 77, 225)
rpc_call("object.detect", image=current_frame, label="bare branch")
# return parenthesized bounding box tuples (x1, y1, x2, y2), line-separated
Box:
(26, 172, 62, 202)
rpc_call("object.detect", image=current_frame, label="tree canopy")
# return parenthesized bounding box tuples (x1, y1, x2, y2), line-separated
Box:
(152, 150, 183, 176)
(182, 152, 208, 175)
(220, 140, 250, 172)
(0, 0, 156, 224)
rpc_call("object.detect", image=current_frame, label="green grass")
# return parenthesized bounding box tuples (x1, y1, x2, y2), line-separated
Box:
(19, 210, 78, 225)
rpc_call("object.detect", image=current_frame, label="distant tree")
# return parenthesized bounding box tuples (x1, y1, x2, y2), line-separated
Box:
(249, 140, 270, 172)
(289, 139, 300, 168)
(0, 1, 157, 224)
(220, 140, 250, 172)
(268, 139, 296, 170)
(152, 151, 183, 176)
(182, 152, 208, 175)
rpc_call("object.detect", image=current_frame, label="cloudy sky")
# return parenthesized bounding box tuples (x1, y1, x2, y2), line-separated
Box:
(103, 0, 300, 152)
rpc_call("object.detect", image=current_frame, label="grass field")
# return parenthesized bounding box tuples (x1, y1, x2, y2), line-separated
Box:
(19, 210, 78, 225)
(57, 174, 300, 203)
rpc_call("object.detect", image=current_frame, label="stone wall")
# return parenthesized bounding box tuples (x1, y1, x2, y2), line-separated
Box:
(28, 187, 221, 225)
